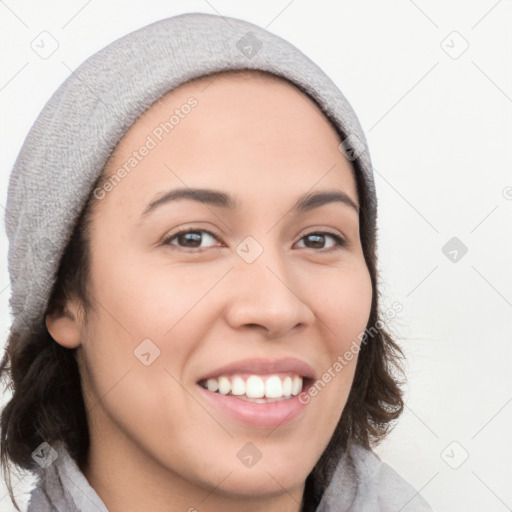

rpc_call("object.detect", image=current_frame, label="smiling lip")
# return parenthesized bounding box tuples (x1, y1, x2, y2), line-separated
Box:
(196, 357, 317, 382)
(196, 357, 315, 429)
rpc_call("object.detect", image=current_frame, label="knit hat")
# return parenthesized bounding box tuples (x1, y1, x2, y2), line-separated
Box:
(4, 12, 376, 336)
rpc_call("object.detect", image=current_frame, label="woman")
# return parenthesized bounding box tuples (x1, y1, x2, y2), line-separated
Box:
(0, 12, 432, 512)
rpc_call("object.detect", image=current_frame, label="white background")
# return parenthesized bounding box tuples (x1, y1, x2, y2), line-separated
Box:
(0, 1, 511, 511)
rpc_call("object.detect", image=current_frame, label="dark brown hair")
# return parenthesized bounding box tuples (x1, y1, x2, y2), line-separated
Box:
(0, 69, 403, 511)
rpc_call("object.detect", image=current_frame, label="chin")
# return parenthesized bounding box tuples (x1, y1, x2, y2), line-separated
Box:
(210, 466, 307, 498)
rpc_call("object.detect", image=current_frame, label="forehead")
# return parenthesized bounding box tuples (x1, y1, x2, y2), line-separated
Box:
(95, 69, 357, 217)
(108, 69, 345, 165)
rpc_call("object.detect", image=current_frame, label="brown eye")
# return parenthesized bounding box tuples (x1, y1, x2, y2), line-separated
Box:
(295, 232, 345, 251)
(163, 229, 220, 250)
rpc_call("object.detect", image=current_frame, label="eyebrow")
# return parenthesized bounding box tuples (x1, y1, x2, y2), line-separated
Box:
(140, 187, 359, 218)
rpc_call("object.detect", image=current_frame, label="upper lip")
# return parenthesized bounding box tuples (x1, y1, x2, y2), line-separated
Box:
(196, 357, 317, 382)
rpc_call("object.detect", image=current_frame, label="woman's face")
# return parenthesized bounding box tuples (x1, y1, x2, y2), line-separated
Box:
(53, 72, 372, 507)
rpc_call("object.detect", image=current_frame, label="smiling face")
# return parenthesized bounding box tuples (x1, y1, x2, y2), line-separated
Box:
(47, 70, 373, 511)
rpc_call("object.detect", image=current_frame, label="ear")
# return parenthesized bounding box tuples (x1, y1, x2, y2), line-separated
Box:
(45, 299, 84, 349)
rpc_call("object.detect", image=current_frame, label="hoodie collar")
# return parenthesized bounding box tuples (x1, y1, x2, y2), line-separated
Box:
(27, 441, 431, 512)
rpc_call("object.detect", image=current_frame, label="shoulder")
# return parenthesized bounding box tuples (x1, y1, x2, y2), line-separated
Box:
(317, 443, 433, 512)
(26, 441, 108, 512)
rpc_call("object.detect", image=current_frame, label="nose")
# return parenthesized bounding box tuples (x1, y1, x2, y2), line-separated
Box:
(224, 244, 315, 339)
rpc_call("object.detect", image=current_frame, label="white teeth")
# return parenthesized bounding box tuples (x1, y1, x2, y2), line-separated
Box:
(291, 375, 302, 396)
(245, 375, 265, 398)
(231, 376, 245, 396)
(206, 378, 219, 392)
(218, 376, 231, 395)
(201, 374, 304, 399)
(265, 375, 283, 398)
(283, 376, 292, 396)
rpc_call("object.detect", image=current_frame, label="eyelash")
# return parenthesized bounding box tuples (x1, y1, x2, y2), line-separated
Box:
(162, 227, 346, 253)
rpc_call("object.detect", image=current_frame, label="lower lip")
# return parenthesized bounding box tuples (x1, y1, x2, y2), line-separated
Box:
(197, 385, 309, 429)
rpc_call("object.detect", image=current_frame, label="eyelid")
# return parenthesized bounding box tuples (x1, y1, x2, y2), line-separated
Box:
(299, 227, 345, 241)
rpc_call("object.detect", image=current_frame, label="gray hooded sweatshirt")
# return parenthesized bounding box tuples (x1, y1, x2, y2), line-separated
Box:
(25, 441, 432, 511)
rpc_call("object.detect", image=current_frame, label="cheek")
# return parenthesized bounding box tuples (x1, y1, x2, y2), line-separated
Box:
(80, 255, 229, 398)
(87, 252, 210, 337)
(299, 263, 372, 421)
(317, 264, 373, 352)
(315, 268, 371, 380)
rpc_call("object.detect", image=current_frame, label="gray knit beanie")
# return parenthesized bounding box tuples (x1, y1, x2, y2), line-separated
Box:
(4, 12, 376, 336)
